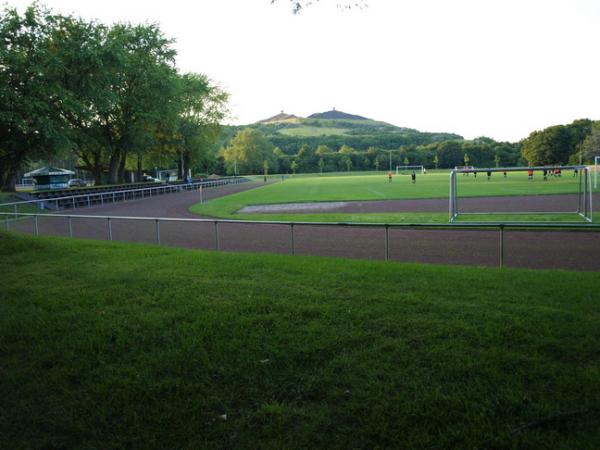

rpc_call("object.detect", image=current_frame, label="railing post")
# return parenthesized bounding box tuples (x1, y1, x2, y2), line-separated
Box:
(290, 223, 295, 255)
(214, 221, 220, 251)
(499, 225, 504, 269)
(155, 219, 161, 245)
(113, 192, 116, 203)
(87, 195, 90, 208)
(72, 197, 75, 209)
(34, 214, 39, 236)
(5, 214, 9, 230)
(68, 216, 73, 238)
(14, 204, 17, 219)
(385, 224, 390, 261)
(107, 217, 112, 241)
(101, 194, 104, 206)
(200, 186, 203, 204)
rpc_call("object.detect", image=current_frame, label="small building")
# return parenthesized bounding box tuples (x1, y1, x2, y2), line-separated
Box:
(24, 167, 75, 190)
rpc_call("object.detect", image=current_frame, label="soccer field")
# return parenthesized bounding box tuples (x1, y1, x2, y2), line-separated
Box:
(190, 171, 592, 223)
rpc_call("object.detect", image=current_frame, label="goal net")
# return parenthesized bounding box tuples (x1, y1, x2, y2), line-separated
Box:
(396, 165, 424, 175)
(449, 165, 593, 223)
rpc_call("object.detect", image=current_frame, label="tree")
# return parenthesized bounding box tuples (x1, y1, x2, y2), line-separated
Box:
(318, 157, 325, 174)
(342, 155, 352, 172)
(521, 119, 592, 166)
(403, 157, 409, 166)
(172, 73, 228, 180)
(272, 0, 368, 14)
(338, 144, 353, 154)
(579, 122, 600, 163)
(494, 153, 501, 167)
(263, 159, 269, 176)
(0, 4, 68, 191)
(223, 129, 274, 175)
(315, 144, 330, 156)
(433, 154, 439, 169)
(463, 153, 470, 167)
(290, 160, 298, 175)
(297, 144, 316, 171)
(374, 158, 380, 171)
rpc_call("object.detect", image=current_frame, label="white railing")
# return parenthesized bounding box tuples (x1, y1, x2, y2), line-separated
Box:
(0, 177, 247, 215)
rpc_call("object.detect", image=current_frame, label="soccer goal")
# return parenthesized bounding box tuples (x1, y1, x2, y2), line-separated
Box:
(449, 165, 593, 223)
(396, 165, 424, 175)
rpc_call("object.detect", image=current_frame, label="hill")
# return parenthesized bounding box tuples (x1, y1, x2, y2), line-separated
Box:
(308, 109, 369, 121)
(218, 110, 464, 155)
(257, 111, 299, 124)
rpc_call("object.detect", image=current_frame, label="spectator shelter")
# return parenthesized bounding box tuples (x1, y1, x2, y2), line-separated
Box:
(24, 167, 75, 190)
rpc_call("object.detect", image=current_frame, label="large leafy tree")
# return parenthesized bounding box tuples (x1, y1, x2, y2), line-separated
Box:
(172, 73, 228, 178)
(522, 119, 593, 165)
(0, 4, 68, 191)
(223, 129, 275, 175)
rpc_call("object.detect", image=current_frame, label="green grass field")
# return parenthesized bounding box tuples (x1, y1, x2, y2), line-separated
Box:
(277, 126, 350, 136)
(191, 171, 591, 223)
(1, 232, 599, 449)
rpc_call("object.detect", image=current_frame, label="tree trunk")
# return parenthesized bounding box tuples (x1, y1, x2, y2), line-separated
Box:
(92, 165, 103, 186)
(108, 151, 121, 185)
(118, 152, 127, 183)
(178, 151, 185, 180)
(1, 168, 18, 192)
(136, 154, 143, 182)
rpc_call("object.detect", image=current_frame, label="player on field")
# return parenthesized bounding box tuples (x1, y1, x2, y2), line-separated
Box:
(411, 170, 416, 184)
(388, 171, 392, 182)
(503, 170, 507, 178)
(487, 170, 492, 180)
(528, 169, 533, 180)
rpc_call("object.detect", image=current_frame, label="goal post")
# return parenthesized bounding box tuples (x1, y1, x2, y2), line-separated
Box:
(594, 156, 599, 190)
(449, 165, 593, 223)
(396, 165, 424, 175)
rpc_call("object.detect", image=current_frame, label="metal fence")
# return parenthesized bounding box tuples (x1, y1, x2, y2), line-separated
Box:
(0, 177, 247, 215)
(3, 212, 600, 271)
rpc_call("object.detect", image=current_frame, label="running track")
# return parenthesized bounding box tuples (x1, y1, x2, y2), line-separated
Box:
(9, 182, 600, 271)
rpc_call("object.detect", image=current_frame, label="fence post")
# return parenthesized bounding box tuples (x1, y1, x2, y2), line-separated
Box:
(107, 217, 112, 241)
(72, 197, 75, 209)
(199, 186, 203, 204)
(155, 219, 161, 245)
(68, 216, 73, 238)
(385, 224, 390, 261)
(214, 221, 220, 250)
(87, 195, 90, 208)
(113, 192, 116, 203)
(290, 223, 295, 255)
(34, 214, 39, 236)
(101, 194, 104, 206)
(499, 225, 504, 269)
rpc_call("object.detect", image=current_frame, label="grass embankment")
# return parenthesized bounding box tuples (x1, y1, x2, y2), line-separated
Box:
(1, 232, 599, 449)
(191, 172, 591, 223)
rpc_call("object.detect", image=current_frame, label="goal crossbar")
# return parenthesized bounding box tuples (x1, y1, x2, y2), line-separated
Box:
(449, 165, 593, 223)
(396, 165, 424, 175)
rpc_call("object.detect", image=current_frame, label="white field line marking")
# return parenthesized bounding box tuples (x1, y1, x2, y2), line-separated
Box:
(367, 187, 386, 198)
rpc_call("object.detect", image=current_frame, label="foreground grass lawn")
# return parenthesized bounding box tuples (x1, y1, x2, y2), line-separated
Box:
(190, 172, 589, 222)
(1, 232, 599, 449)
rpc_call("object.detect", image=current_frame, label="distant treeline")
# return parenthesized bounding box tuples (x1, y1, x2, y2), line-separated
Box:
(220, 118, 600, 175)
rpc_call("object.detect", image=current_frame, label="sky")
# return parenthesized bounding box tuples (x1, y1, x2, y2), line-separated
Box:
(6, 0, 600, 141)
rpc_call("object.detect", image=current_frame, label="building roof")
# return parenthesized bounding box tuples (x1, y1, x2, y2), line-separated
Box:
(24, 167, 75, 177)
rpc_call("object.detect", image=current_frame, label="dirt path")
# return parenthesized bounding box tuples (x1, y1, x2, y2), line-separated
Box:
(239, 193, 600, 214)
